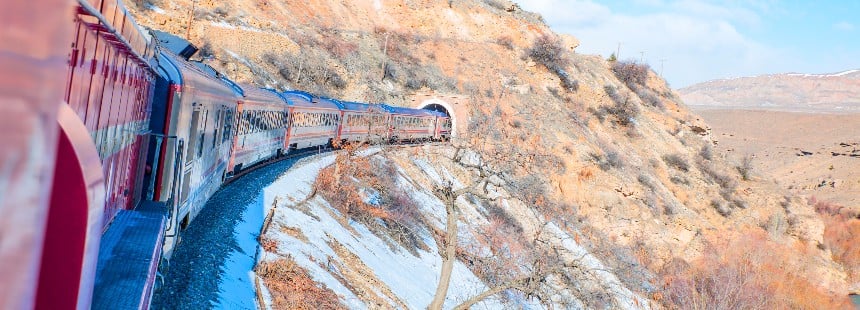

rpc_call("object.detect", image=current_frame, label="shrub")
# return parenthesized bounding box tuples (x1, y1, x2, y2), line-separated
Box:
(697, 158, 737, 191)
(662, 154, 690, 172)
(737, 155, 754, 181)
(699, 144, 714, 160)
(670, 175, 690, 186)
(661, 229, 852, 309)
(633, 86, 663, 109)
(322, 37, 359, 58)
(638, 174, 658, 191)
(813, 198, 860, 281)
(496, 36, 514, 50)
(510, 174, 547, 207)
(528, 35, 569, 71)
(258, 258, 344, 309)
(711, 199, 732, 217)
(603, 85, 640, 126)
(198, 41, 215, 59)
(528, 35, 578, 92)
(612, 60, 650, 87)
(313, 154, 426, 253)
(483, 0, 508, 10)
(262, 52, 348, 91)
(590, 150, 623, 171)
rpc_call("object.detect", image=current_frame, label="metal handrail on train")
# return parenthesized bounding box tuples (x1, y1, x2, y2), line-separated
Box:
(76, 0, 154, 72)
(146, 133, 184, 237)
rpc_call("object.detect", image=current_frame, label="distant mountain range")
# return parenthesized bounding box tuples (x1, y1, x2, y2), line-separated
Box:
(679, 69, 860, 112)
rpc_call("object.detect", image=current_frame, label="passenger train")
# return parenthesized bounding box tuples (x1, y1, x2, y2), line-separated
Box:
(0, 0, 451, 308)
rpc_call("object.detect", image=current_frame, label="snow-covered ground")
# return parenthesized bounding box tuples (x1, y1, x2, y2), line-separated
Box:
(162, 145, 649, 309)
(255, 149, 505, 309)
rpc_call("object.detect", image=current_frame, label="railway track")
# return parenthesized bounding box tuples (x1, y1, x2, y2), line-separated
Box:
(152, 142, 441, 308)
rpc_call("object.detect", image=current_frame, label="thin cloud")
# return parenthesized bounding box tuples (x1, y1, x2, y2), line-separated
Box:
(834, 21, 855, 31)
(516, 0, 783, 87)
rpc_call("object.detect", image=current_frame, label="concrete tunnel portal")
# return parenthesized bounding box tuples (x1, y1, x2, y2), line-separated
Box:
(415, 96, 462, 138)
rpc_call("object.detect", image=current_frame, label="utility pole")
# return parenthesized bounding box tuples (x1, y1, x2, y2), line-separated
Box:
(185, 0, 197, 40)
(659, 58, 667, 77)
(616, 42, 622, 60)
(380, 33, 389, 81)
(639, 51, 646, 63)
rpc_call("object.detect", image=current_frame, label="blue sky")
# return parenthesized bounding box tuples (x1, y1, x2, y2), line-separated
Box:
(517, 0, 860, 87)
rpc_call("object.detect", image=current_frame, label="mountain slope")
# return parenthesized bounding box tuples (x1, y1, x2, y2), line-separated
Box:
(129, 0, 854, 307)
(679, 70, 860, 112)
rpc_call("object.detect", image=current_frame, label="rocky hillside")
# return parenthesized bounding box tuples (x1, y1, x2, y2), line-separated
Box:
(130, 0, 854, 307)
(679, 70, 860, 112)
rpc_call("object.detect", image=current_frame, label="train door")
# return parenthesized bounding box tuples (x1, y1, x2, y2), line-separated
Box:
(181, 105, 205, 205)
(284, 108, 294, 152)
(66, 16, 88, 119)
(228, 101, 243, 174)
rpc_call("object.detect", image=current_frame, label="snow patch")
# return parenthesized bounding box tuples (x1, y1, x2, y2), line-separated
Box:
(146, 4, 166, 14)
(258, 151, 504, 309)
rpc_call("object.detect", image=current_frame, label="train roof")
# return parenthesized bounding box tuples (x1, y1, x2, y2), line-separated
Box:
(238, 84, 287, 106)
(381, 104, 446, 117)
(280, 91, 340, 110)
(338, 101, 380, 113)
(156, 50, 242, 97)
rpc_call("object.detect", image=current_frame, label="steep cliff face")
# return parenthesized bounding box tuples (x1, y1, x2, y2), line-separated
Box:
(130, 0, 852, 307)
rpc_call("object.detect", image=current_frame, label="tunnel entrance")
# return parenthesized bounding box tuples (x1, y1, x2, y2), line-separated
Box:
(416, 97, 459, 137)
(422, 103, 450, 117)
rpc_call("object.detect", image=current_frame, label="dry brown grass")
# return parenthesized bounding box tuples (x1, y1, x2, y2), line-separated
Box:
(258, 258, 344, 309)
(810, 197, 860, 282)
(313, 152, 427, 253)
(660, 228, 852, 309)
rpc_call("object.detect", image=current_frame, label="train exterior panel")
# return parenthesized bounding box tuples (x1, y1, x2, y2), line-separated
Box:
(282, 91, 341, 150)
(337, 101, 389, 145)
(383, 105, 439, 142)
(0, 0, 77, 308)
(148, 51, 240, 256)
(434, 114, 452, 141)
(66, 0, 156, 228)
(228, 86, 288, 173)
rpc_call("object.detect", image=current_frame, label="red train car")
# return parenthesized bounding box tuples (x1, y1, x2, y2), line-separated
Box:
(0, 1, 79, 308)
(228, 85, 288, 174)
(280, 91, 342, 150)
(337, 101, 389, 145)
(66, 0, 156, 227)
(0, 0, 157, 307)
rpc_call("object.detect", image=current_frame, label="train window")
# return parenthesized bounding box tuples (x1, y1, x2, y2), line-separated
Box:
(213, 110, 220, 149)
(223, 109, 234, 142)
(242, 111, 248, 134)
(197, 109, 208, 158)
(268, 111, 275, 129)
(187, 109, 201, 162)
